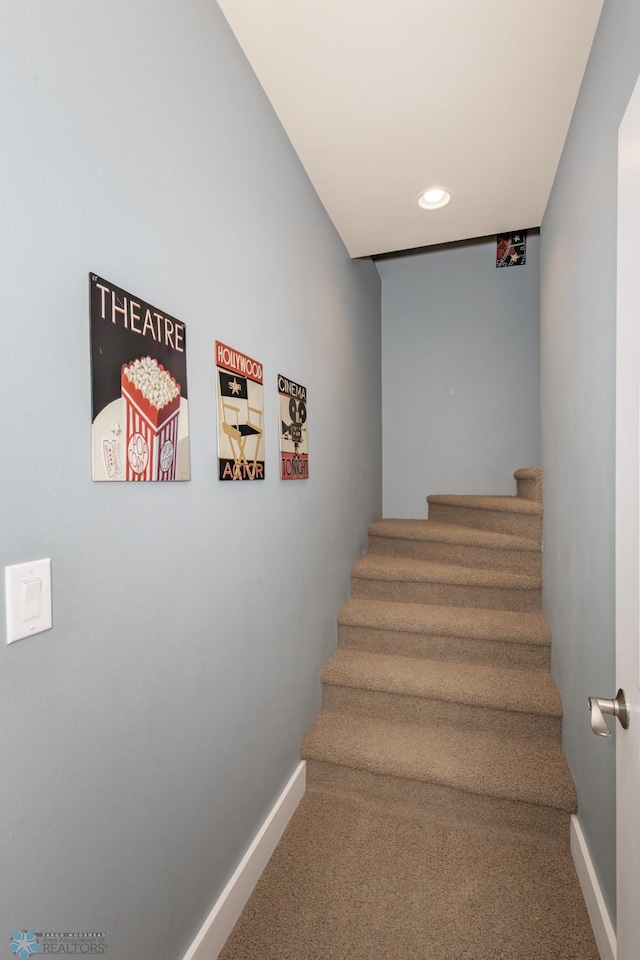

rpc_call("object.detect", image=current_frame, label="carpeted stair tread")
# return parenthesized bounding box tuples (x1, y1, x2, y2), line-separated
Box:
(427, 494, 543, 515)
(338, 598, 551, 646)
(352, 553, 541, 590)
(514, 467, 543, 504)
(322, 649, 562, 716)
(370, 518, 540, 551)
(514, 467, 541, 481)
(301, 713, 577, 813)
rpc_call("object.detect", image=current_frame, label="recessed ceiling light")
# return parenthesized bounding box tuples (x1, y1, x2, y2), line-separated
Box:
(418, 187, 451, 210)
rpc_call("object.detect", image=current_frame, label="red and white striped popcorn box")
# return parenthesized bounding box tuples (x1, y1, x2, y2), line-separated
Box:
(121, 358, 182, 481)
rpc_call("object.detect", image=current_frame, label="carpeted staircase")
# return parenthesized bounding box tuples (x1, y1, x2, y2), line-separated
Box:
(219, 467, 598, 960)
(301, 466, 578, 838)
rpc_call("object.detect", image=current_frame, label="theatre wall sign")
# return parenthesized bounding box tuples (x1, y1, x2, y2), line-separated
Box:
(89, 274, 191, 482)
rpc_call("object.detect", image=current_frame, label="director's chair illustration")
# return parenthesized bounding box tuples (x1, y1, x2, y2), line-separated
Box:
(221, 399, 263, 473)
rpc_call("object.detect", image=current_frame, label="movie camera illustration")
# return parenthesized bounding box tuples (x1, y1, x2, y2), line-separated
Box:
(282, 396, 307, 452)
(278, 376, 309, 480)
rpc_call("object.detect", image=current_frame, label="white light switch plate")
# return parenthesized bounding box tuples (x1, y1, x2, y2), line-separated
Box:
(5, 559, 52, 644)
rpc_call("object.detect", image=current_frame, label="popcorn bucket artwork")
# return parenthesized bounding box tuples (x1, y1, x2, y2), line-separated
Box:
(215, 341, 265, 480)
(90, 274, 190, 482)
(121, 358, 181, 480)
(278, 374, 308, 480)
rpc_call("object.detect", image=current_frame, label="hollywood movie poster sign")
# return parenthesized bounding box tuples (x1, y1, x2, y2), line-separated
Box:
(278, 375, 308, 480)
(90, 274, 190, 482)
(215, 341, 265, 480)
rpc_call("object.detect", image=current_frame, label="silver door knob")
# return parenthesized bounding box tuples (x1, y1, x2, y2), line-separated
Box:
(588, 688, 630, 736)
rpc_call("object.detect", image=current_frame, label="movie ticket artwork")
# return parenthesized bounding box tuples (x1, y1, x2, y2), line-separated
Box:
(215, 341, 265, 480)
(90, 274, 191, 482)
(496, 230, 527, 268)
(278, 375, 308, 480)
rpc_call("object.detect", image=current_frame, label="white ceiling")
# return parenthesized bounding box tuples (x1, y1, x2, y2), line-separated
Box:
(217, 0, 604, 258)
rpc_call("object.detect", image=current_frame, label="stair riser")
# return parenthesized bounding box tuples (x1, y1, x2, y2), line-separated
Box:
(337, 624, 551, 668)
(368, 534, 541, 576)
(352, 577, 541, 612)
(322, 684, 561, 745)
(427, 503, 542, 541)
(516, 476, 542, 502)
(305, 760, 571, 843)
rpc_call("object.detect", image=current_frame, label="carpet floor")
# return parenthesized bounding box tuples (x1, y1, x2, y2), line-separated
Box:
(218, 787, 598, 960)
(219, 467, 599, 959)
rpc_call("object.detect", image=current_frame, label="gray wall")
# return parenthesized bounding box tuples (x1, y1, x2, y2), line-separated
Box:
(0, 3, 381, 958)
(541, 0, 640, 922)
(377, 236, 540, 517)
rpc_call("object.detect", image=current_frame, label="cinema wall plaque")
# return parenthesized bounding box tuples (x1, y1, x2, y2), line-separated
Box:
(278, 374, 308, 480)
(90, 274, 191, 482)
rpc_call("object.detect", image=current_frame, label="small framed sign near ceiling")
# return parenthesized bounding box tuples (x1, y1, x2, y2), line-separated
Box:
(496, 230, 527, 268)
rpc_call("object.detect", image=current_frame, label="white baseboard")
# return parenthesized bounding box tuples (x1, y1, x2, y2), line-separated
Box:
(571, 815, 617, 960)
(182, 761, 306, 960)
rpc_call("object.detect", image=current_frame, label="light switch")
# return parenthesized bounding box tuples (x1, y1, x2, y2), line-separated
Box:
(5, 559, 52, 644)
(23, 579, 42, 620)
